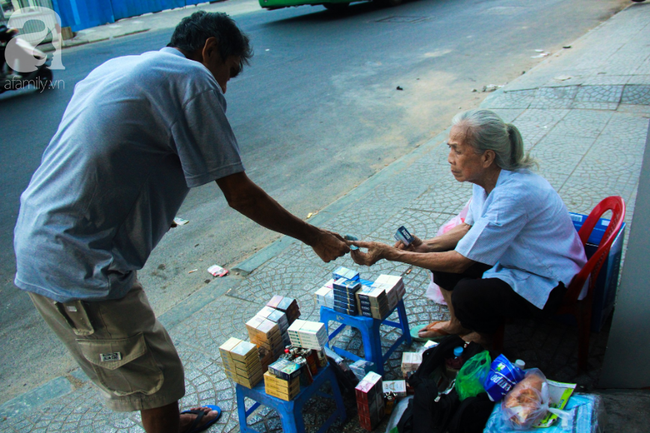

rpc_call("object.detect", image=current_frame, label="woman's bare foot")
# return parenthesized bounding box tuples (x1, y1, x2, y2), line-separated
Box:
(179, 406, 220, 433)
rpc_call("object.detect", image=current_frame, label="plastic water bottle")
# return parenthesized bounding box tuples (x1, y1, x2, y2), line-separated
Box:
(513, 359, 526, 382)
(445, 346, 465, 378)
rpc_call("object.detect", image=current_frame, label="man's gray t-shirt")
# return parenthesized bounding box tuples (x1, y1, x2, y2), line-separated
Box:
(14, 47, 244, 302)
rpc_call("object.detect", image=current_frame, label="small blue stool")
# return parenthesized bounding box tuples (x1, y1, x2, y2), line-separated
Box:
(236, 364, 346, 433)
(319, 299, 411, 375)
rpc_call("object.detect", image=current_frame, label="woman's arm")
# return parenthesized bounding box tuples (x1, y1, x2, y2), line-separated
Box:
(412, 223, 472, 252)
(351, 240, 475, 274)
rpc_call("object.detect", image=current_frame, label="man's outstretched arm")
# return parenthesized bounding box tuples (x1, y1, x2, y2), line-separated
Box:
(216, 172, 349, 262)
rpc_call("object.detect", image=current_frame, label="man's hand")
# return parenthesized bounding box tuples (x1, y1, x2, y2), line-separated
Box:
(349, 241, 391, 266)
(311, 230, 350, 262)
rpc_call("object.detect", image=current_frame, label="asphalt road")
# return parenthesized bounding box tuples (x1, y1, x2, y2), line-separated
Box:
(0, 0, 629, 404)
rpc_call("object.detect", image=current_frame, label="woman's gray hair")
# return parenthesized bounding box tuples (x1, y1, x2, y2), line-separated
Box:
(451, 109, 537, 170)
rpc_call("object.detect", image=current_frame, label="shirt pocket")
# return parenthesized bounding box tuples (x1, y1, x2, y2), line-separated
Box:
(77, 333, 163, 396)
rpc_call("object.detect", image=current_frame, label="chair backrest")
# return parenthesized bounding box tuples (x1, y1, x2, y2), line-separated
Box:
(565, 196, 626, 302)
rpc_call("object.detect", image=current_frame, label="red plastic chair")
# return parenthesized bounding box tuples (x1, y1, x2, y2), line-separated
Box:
(494, 196, 626, 371)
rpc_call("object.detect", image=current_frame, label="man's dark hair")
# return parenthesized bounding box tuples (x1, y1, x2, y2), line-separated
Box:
(168, 11, 253, 71)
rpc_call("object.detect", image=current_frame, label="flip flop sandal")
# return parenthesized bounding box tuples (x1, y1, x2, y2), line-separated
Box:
(410, 324, 432, 342)
(182, 405, 222, 433)
(415, 320, 451, 341)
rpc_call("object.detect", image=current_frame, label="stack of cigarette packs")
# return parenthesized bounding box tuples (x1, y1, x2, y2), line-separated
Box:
(287, 319, 328, 351)
(219, 338, 263, 389)
(332, 277, 362, 315)
(264, 371, 301, 401)
(314, 283, 335, 309)
(264, 358, 302, 401)
(246, 315, 284, 362)
(371, 275, 406, 310)
(255, 305, 291, 346)
(355, 371, 385, 431)
(356, 285, 390, 319)
(267, 295, 301, 325)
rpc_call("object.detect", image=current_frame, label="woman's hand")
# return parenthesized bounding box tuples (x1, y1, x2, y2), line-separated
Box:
(349, 241, 392, 266)
(393, 234, 426, 252)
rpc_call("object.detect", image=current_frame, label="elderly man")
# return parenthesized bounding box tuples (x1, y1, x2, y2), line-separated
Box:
(13, 12, 348, 433)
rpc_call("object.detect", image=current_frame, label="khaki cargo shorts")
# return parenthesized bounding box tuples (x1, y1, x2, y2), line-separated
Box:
(29, 282, 185, 412)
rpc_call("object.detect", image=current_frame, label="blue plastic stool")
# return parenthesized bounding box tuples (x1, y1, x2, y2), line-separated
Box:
(236, 364, 346, 433)
(319, 299, 411, 375)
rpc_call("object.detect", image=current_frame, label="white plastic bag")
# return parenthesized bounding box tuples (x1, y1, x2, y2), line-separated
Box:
(385, 395, 413, 433)
(502, 369, 550, 429)
(425, 199, 472, 305)
(500, 369, 574, 430)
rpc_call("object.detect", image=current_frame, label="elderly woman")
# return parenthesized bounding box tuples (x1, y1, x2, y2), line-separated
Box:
(350, 109, 587, 345)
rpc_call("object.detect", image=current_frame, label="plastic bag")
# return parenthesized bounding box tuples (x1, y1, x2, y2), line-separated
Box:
(425, 199, 472, 305)
(385, 395, 413, 433)
(500, 368, 571, 430)
(484, 354, 524, 402)
(455, 350, 490, 401)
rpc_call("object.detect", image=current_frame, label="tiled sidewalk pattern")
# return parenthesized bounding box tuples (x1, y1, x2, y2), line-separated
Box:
(2, 4, 650, 433)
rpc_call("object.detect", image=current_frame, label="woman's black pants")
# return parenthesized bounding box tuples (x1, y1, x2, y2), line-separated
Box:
(433, 263, 566, 334)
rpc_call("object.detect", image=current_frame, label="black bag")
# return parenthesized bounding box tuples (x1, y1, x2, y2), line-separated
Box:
(408, 335, 484, 390)
(447, 392, 495, 433)
(326, 355, 359, 398)
(398, 335, 494, 433)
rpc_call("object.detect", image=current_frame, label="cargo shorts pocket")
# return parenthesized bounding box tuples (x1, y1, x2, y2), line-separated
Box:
(77, 333, 164, 396)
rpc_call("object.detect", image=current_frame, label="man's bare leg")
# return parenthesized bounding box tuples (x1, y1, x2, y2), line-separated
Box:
(419, 288, 471, 338)
(141, 402, 220, 433)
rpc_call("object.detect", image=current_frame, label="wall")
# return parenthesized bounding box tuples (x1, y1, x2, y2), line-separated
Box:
(599, 122, 650, 388)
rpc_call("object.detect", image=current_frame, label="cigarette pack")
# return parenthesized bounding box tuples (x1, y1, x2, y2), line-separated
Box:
(394, 226, 414, 247)
(266, 310, 289, 332)
(334, 305, 359, 316)
(267, 295, 282, 309)
(333, 266, 360, 282)
(383, 380, 407, 397)
(314, 286, 335, 308)
(287, 320, 328, 350)
(332, 290, 358, 303)
(350, 359, 375, 381)
(401, 352, 423, 380)
(268, 296, 301, 324)
(332, 278, 362, 315)
(268, 358, 302, 381)
(219, 338, 264, 388)
(255, 306, 276, 320)
(356, 285, 389, 319)
(246, 316, 283, 358)
(355, 372, 385, 431)
(372, 275, 405, 310)
(333, 278, 362, 293)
